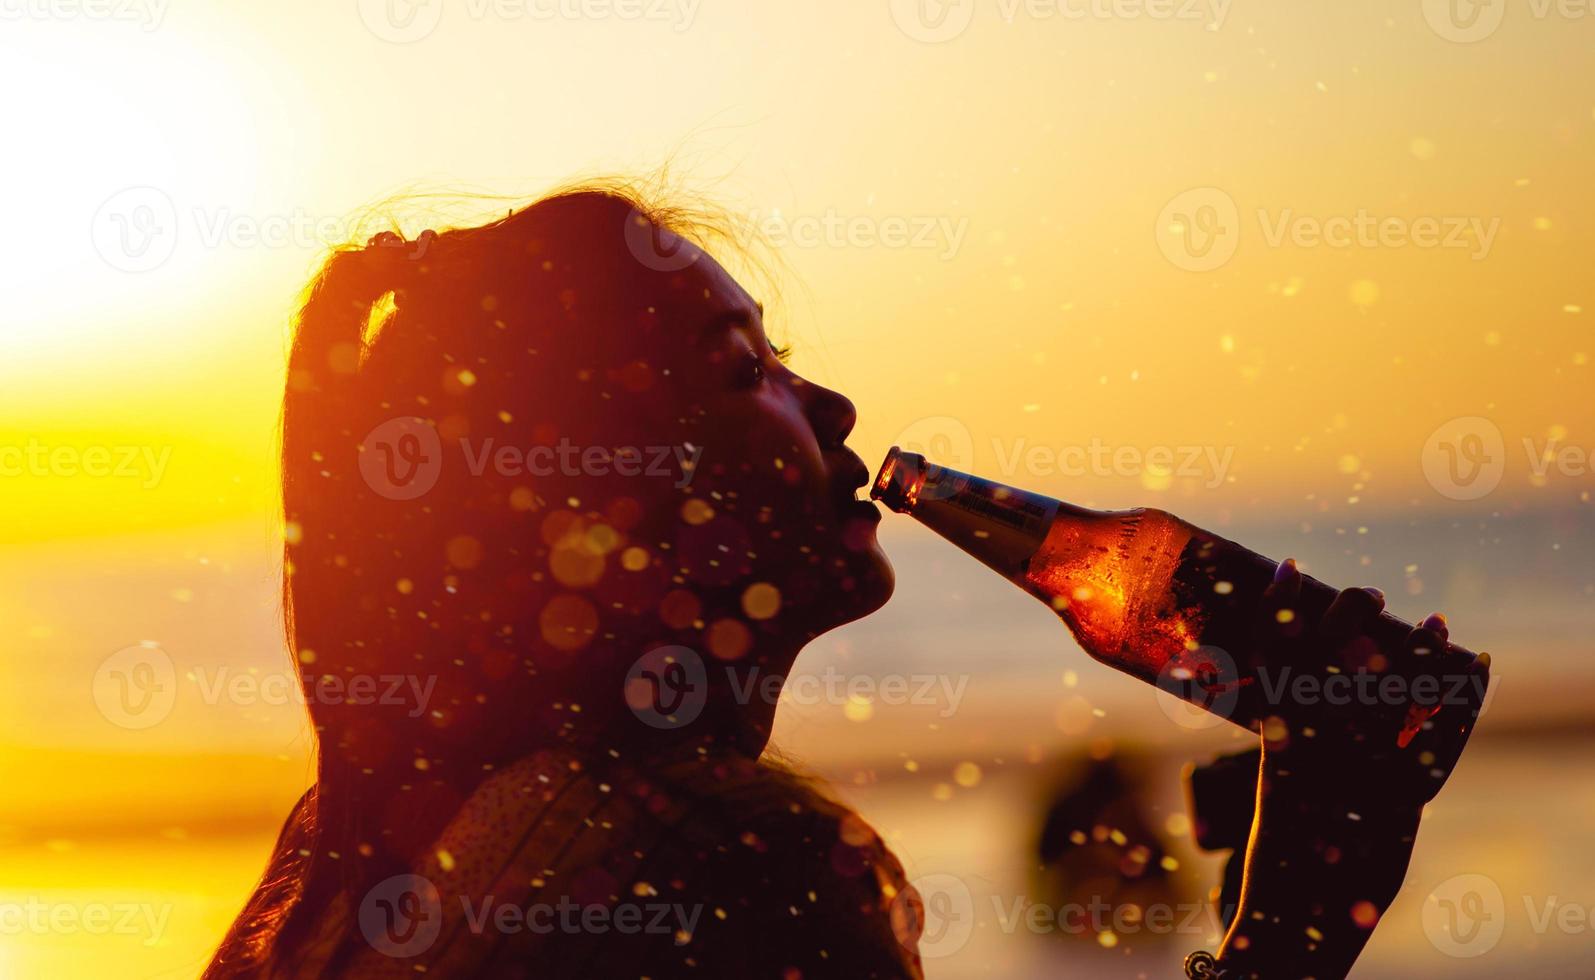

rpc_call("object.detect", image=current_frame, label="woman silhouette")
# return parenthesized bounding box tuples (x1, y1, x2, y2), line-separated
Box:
(208, 184, 1486, 979)
(207, 187, 915, 978)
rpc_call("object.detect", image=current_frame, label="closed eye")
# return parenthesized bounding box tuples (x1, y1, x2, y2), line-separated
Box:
(735, 350, 766, 388)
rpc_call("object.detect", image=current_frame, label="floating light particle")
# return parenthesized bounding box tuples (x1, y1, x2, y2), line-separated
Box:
(658, 589, 701, 629)
(621, 547, 650, 572)
(539, 594, 598, 651)
(706, 618, 752, 660)
(931, 782, 954, 802)
(1338, 454, 1361, 475)
(1409, 137, 1436, 160)
(953, 762, 982, 788)
(1214, 581, 1234, 595)
(396, 578, 414, 595)
(742, 582, 782, 620)
(843, 696, 873, 723)
(1351, 901, 1379, 929)
(550, 539, 603, 588)
(1276, 609, 1296, 624)
(509, 487, 537, 511)
(437, 849, 456, 872)
(1349, 280, 1381, 307)
(446, 535, 483, 570)
(1097, 930, 1118, 948)
(681, 499, 715, 526)
(584, 523, 620, 555)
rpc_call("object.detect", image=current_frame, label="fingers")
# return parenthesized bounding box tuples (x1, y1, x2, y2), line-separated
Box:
(1319, 585, 1386, 650)
(1262, 558, 1302, 612)
(1420, 611, 1449, 644)
(1256, 558, 1304, 648)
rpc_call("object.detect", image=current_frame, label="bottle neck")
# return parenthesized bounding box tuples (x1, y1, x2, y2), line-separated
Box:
(874, 450, 1061, 581)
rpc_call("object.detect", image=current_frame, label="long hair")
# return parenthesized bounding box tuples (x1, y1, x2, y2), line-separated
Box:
(207, 183, 757, 976)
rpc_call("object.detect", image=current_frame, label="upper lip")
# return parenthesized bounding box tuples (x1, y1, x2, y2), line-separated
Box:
(833, 451, 872, 501)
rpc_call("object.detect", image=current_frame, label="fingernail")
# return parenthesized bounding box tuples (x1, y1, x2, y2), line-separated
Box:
(1421, 612, 1448, 632)
(1475, 651, 1491, 671)
(1363, 587, 1385, 602)
(1273, 558, 1299, 585)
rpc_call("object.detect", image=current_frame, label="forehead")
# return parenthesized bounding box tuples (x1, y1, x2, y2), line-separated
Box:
(642, 224, 761, 329)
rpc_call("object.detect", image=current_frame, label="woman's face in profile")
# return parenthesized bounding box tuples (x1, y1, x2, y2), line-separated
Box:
(633, 222, 895, 630)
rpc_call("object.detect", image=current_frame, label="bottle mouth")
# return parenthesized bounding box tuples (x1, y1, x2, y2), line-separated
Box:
(871, 446, 929, 514)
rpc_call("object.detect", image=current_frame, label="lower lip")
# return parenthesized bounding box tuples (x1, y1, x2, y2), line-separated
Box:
(847, 498, 882, 522)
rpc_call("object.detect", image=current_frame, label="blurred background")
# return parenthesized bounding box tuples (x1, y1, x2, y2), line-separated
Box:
(2, 0, 1591, 975)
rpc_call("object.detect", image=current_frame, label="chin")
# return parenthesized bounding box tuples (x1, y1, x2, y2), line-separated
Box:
(837, 538, 895, 623)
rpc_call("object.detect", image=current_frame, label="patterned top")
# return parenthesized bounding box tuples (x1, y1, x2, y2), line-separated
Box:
(273, 748, 925, 978)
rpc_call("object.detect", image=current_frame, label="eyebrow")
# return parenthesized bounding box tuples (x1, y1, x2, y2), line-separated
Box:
(696, 302, 765, 346)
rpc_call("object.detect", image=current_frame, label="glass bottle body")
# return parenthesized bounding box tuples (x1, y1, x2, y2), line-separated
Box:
(872, 448, 1466, 735)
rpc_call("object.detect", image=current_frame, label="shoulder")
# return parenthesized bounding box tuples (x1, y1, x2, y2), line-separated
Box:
(349, 748, 924, 978)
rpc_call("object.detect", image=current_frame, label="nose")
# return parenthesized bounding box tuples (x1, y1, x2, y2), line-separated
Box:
(805, 380, 857, 451)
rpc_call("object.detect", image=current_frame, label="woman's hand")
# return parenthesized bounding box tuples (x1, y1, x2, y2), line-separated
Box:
(1203, 559, 1491, 979)
(1250, 559, 1490, 815)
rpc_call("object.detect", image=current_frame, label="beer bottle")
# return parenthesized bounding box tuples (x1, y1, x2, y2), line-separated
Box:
(871, 447, 1477, 739)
